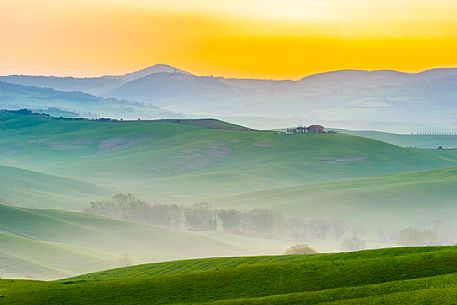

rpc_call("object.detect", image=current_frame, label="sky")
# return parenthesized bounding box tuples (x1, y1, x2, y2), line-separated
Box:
(1, 0, 457, 79)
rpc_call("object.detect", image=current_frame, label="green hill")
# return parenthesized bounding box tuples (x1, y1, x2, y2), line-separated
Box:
(0, 204, 263, 279)
(1, 111, 456, 206)
(3, 246, 457, 304)
(0, 230, 115, 279)
(0, 165, 110, 209)
(216, 167, 457, 230)
(339, 129, 457, 149)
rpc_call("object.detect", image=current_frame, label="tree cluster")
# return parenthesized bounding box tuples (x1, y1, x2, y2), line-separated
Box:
(86, 194, 353, 241)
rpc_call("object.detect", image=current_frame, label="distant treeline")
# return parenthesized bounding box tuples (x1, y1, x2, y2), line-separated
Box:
(86, 194, 450, 248)
(86, 194, 352, 241)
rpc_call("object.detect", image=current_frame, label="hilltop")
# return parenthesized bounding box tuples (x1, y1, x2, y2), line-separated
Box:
(3, 246, 457, 304)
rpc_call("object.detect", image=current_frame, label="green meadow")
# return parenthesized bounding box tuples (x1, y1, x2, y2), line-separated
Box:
(2, 246, 457, 304)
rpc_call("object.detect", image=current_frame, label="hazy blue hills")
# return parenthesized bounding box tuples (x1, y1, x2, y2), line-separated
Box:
(105, 72, 233, 104)
(2, 65, 457, 131)
(0, 80, 180, 119)
(0, 64, 191, 94)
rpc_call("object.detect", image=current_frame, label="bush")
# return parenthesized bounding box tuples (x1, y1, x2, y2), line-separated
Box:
(285, 244, 318, 255)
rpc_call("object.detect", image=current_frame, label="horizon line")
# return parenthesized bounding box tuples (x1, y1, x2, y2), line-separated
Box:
(2, 64, 457, 81)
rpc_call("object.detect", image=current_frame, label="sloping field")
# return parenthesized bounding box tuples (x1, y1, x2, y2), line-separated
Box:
(2, 247, 457, 304)
(0, 204, 258, 279)
(0, 165, 110, 209)
(216, 167, 457, 229)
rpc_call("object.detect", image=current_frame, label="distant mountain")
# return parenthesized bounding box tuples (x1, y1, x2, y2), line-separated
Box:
(0, 75, 118, 94)
(2, 66, 457, 131)
(0, 80, 181, 119)
(114, 64, 193, 82)
(0, 64, 193, 95)
(105, 73, 234, 104)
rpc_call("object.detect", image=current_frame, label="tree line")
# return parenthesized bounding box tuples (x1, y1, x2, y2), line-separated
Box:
(86, 194, 453, 249)
(85, 193, 353, 241)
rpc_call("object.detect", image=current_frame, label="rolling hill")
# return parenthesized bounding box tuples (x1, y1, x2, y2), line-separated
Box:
(0, 230, 116, 279)
(0, 165, 110, 209)
(216, 167, 457, 231)
(0, 204, 265, 279)
(2, 246, 457, 304)
(1, 111, 456, 206)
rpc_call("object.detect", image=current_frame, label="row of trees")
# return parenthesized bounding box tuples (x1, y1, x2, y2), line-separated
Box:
(86, 194, 453, 251)
(86, 194, 353, 240)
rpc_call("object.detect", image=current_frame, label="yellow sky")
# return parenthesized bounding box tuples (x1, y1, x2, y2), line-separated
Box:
(1, 0, 457, 79)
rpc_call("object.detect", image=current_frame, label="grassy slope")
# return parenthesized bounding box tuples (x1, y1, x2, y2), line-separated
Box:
(0, 230, 115, 279)
(339, 129, 457, 149)
(0, 204, 258, 279)
(2, 247, 457, 304)
(1, 111, 456, 205)
(216, 167, 457, 229)
(0, 165, 111, 209)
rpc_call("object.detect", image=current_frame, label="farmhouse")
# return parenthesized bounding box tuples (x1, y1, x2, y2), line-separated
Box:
(286, 125, 326, 134)
(307, 125, 325, 133)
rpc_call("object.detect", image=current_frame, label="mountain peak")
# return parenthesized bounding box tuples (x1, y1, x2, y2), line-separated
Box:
(118, 64, 192, 81)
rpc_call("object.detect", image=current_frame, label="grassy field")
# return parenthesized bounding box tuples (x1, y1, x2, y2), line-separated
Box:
(1, 111, 456, 206)
(0, 204, 284, 279)
(216, 167, 457, 230)
(0, 230, 116, 279)
(0, 165, 111, 209)
(2, 246, 457, 304)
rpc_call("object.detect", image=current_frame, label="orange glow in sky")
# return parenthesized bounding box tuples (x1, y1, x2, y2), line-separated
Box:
(1, 0, 457, 79)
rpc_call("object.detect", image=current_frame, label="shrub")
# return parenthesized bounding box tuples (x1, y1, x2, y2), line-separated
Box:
(285, 244, 318, 255)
